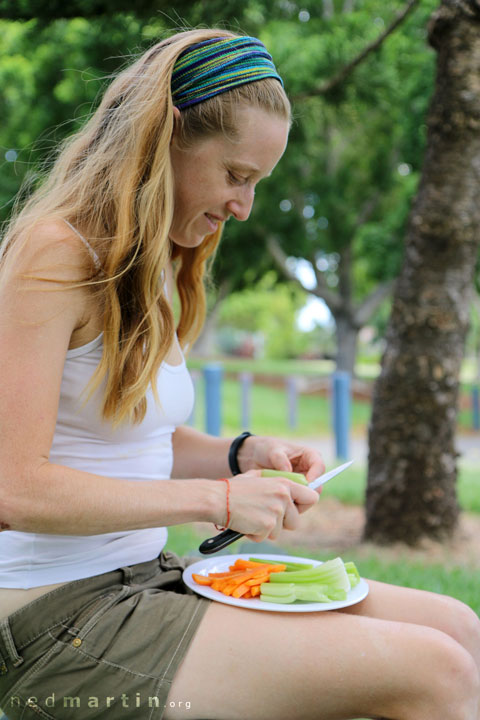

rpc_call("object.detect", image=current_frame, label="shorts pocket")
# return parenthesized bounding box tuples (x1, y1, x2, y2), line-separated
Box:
(65, 586, 130, 643)
(20, 697, 56, 719)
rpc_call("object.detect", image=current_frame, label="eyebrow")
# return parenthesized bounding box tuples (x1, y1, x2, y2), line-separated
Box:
(228, 161, 272, 178)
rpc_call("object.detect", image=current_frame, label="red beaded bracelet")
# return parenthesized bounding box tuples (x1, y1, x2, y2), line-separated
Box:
(214, 477, 231, 531)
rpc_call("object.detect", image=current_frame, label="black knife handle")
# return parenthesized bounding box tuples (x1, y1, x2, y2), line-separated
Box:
(198, 528, 244, 554)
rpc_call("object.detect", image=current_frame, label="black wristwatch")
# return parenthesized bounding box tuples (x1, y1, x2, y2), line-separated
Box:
(228, 431, 254, 475)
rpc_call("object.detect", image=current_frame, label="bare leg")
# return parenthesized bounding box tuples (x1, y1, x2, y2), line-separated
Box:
(342, 579, 480, 673)
(164, 581, 480, 720)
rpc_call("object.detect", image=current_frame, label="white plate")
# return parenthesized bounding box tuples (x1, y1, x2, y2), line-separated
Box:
(183, 553, 369, 612)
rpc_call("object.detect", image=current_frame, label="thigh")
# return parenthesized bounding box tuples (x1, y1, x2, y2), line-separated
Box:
(164, 591, 474, 720)
(342, 579, 480, 668)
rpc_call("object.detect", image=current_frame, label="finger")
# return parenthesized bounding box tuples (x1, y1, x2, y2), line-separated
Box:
(268, 448, 293, 473)
(267, 516, 284, 541)
(295, 500, 319, 515)
(244, 533, 269, 544)
(288, 481, 319, 507)
(299, 453, 325, 483)
(282, 497, 300, 531)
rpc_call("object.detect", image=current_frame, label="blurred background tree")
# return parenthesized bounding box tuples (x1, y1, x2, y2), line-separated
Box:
(1, 0, 435, 374)
(2, 0, 479, 546)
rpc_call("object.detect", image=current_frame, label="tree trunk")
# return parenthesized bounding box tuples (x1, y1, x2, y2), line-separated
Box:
(333, 313, 358, 375)
(365, 0, 480, 545)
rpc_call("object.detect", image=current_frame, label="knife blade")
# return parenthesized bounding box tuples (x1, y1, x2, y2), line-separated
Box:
(198, 459, 354, 555)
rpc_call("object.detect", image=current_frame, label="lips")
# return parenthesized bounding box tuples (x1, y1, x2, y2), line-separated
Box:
(205, 213, 223, 231)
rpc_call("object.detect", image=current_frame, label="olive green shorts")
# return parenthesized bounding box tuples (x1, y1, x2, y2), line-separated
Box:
(0, 551, 210, 719)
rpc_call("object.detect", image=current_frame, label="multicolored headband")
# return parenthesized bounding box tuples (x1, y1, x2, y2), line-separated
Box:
(171, 36, 284, 110)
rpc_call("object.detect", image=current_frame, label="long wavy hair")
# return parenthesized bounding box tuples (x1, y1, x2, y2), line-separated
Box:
(1, 28, 291, 425)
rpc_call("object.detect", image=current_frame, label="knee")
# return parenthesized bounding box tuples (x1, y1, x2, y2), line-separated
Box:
(427, 630, 480, 719)
(439, 596, 480, 654)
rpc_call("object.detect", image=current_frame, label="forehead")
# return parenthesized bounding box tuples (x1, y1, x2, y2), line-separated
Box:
(200, 106, 290, 176)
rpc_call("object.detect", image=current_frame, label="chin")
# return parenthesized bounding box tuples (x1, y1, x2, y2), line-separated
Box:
(170, 233, 207, 249)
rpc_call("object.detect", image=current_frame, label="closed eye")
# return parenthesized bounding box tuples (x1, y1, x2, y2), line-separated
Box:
(227, 170, 248, 186)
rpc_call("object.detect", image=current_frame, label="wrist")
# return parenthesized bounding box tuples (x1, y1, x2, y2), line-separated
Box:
(228, 431, 255, 475)
(201, 479, 230, 526)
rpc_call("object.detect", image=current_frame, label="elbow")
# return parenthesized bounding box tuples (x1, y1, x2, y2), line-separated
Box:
(0, 462, 46, 531)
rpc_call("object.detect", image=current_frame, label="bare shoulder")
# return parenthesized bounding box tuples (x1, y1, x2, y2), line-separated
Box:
(0, 218, 99, 333)
(2, 217, 97, 285)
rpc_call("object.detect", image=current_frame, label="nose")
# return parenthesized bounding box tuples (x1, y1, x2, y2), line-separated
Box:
(227, 185, 255, 222)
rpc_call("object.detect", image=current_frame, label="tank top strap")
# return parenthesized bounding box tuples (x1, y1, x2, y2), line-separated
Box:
(62, 219, 103, 272)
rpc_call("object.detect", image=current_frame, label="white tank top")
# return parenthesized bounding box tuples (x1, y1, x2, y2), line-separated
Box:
(0, 228, 194, 589)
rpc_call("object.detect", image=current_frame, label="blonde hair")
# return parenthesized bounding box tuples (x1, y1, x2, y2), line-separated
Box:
(1, 28, 290, 425)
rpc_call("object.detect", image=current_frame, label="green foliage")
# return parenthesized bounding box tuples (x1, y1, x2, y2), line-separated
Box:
(0, 14, 154, 221)
(0, 0, 453, 365)
(218, 272, 309, 359)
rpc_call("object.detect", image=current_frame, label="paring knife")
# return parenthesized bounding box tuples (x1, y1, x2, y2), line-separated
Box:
(198, 460, 354, 555)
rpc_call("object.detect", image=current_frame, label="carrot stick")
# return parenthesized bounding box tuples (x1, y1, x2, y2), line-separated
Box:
(191, 573, 212, 586)
(192, 562, 288, 600)
(208, 571, 245, 578)
(232, 582, 252, 598)
(245, 574, 269, 586)
(230, 559, 270, 570)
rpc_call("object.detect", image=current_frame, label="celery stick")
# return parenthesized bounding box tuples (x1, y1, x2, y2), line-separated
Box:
(288, 583, 347, 601)
(260, 469, 308, 486)
(260, 592, 296, 604)
(259, 582, 295, 596)
(293, 586, 330, 602)
(268, 558, 350, 588)
(249, 557, 314, 571)
(259, 559, 361, 604)
(345, 561, 361, 588)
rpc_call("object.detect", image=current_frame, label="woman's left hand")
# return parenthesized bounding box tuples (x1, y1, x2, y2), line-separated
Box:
(236, 435, 325, 485)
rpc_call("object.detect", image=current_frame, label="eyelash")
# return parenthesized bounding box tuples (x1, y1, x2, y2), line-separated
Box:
(228, 171, 247, 186)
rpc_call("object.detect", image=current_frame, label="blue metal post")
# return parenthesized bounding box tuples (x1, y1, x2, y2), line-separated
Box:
(239, 372, 253, 430)
(204, 364, 223, 436)
(287, 376, 298, 430)
(473, 386, 480, 431)
(332, 371, 351, 459)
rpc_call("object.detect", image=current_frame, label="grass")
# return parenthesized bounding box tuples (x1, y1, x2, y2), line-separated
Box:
(190, 373, 373, 437)
(316, 461, 479, 513)
(188, 364, 480, 437)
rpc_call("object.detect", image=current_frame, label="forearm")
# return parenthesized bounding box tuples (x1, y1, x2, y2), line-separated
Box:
(1, 461, 225, 535)
(171, 425, 235, 479)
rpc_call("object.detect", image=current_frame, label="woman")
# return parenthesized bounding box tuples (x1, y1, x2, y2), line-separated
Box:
(0, 27, 479, 720)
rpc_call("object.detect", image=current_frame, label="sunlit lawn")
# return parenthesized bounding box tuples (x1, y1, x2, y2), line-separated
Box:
(189, 373, 373, 437)
(187, 367, 479, 437)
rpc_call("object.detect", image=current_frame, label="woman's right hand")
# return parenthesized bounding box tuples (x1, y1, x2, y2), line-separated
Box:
(220, 471, 319, 542)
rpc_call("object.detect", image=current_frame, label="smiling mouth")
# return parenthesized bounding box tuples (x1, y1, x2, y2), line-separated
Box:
(205, 213, 221, 230)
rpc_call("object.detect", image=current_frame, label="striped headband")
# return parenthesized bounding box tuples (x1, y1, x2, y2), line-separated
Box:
(171, 36, 284, 110)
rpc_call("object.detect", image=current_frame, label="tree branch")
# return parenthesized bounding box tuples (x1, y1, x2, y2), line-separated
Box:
(354, 193, 382, 229)
(293, 0, 420, 101)
(267, 236, 343, 312)
(354, 279, 395, 326)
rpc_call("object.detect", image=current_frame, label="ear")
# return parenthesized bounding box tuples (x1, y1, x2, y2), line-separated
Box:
(170, 106, 181, 145)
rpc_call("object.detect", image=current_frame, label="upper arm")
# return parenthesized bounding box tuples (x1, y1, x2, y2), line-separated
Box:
(0, 222, 92, 485)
